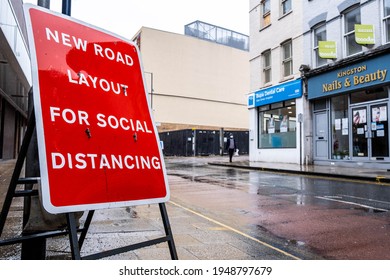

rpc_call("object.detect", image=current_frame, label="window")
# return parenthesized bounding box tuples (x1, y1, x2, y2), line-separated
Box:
(331, 95, 349, 159)
(350, 87, 388, 104)
(281, 40, 293, 77)
(261, 0, 271, 28)
(258, 100, 296, 148)
(384, 0, 390, 43)
(281, 0, 292, 16)
(262, 50, 271, 84)
(313, 24, 327, 67)
(344, 6, 362, 56)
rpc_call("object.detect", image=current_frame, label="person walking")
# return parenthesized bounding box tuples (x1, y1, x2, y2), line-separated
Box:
(225, 134, 237, 162)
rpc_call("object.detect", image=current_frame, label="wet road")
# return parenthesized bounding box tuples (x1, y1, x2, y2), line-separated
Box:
(165, 157, 390, 259)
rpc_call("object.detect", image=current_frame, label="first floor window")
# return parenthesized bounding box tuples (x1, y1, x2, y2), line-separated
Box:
(282, 40, 293, 77)
(384, 0, 390, 42)
(281, 0, 292, 16)
(344, 6, 362, 56)
(258, 100, 296, 148)
(262, 50, 271, 84)
(261, 0, 271, 28)
(313, 24, 327, 67)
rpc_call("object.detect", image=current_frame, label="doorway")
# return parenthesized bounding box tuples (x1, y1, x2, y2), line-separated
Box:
(351, 102, 389, 160)
(314, 111, 328, 159)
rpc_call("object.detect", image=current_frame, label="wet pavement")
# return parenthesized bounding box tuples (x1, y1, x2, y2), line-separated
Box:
(1, 155, 390, 260)
(209, 156, 390, 183)
(0, 157, 309, 260)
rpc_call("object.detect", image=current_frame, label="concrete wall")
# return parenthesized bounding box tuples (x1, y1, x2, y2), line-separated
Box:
(137, 27, 250, 131)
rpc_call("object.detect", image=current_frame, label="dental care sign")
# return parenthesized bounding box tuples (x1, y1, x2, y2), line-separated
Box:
(24, 5, 169, 214)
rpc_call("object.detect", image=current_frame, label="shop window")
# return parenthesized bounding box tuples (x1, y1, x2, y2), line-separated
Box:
(343, 6, 362, 56)
(384, 0, 390, 43)
(281, 40, 293, 77)
(261, 0, 271, 29)
(281, 0, 292, 16)
(350, 87, 388, 104)
(313, 99, 327, 111)
(313, 24, 327, 67)
(258, 100, 296, 148)
(262, 50, 271, 84)
(331, 95, 349, 159)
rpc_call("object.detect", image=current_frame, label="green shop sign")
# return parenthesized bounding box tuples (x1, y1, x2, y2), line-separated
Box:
(355, 24, 375, 45)
(318, 41, 336, 59)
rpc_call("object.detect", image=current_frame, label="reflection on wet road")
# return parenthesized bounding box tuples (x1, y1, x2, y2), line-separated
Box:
(165, 157, 390, 259)
(166, 158, 390, 212)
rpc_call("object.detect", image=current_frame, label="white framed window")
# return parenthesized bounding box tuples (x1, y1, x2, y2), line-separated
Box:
(261, 0, 271, 29)
(313, 24, 327, 67)
(258, 100, 297, 149)
(344, 6, 362, 56)
(281, 0, 292, 16)
(262, 50, 272, 84)
(384, 0, 390, 43)
(281, 40, 293, 77)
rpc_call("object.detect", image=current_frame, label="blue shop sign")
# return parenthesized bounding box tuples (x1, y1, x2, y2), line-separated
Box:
(249, 79, 302, 108)
(308, 52, 390, 99)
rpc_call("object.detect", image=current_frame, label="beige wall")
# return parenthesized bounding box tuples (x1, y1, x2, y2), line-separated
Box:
(136, 27, 250, 131)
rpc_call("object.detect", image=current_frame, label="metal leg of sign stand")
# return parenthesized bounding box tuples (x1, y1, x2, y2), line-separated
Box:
(0, 110, 36, 236)
(80, 203, 178, 260)
(159, 203, 178, 260)
(0, 108, 95, 259)
(78, 210, 95, 249)
(0, 111, 59, 252)
(66, 210, 95, 260)
(67, 212, 81, 260)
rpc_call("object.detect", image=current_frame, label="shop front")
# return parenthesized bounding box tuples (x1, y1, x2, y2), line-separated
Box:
(248, 79, 303, 164)
(307, 51, 390, 167)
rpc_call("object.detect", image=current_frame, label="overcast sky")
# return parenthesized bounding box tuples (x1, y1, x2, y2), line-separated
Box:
(23, 0, 249, 39)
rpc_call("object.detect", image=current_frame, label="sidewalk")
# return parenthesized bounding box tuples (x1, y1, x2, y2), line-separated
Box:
(209, 155, 390, 183)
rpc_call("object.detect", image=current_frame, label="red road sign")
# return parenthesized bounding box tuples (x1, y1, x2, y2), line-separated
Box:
(24, 5, 169, 214)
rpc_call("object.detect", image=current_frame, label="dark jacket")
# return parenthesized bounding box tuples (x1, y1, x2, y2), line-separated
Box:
(225, 138, 237, 150)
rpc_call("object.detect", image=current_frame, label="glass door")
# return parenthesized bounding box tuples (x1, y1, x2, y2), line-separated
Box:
(370, 103, 389, 159)
(352, 103, 389, 160)
(352, 107, 368, 158)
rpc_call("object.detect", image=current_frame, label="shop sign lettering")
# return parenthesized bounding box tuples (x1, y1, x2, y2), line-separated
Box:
(308, 52, 390, 100)
(252, 79, 302, 107)
(322, 65, 388, 93)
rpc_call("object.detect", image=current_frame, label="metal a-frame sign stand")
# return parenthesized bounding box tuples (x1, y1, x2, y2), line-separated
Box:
(0, 0, 178, 260)
(0, 104, 178, 260)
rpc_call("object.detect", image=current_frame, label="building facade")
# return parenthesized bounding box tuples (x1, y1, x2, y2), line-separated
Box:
(248, 0, 307, 164)
(132, 24, 250, 132)
(249, 0, 390, 169)
(0, 0, 30, 160)
(302, 0, 390, 168)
